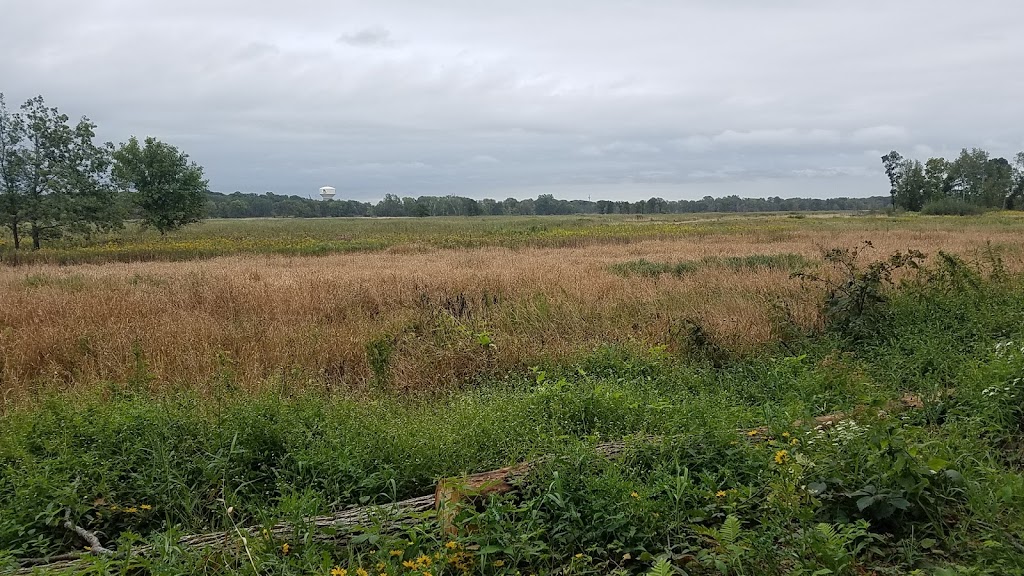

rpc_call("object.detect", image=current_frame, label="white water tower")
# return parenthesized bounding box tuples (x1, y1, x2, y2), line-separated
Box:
(319, 186, 336, 200)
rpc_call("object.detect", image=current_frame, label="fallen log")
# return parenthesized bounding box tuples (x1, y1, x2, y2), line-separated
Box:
(13, 496, 436, 575)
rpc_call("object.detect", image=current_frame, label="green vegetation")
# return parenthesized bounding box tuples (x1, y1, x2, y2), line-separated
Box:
(206, 190, 890, 219)
(3, 211, 1023, 266)
(0, 93, 206, 250)
(882, 148, 1024, 212)
(2, 252, 1023, 574)
(610, 253, 812, 278)
(112, 136, 208, 234)
(921, 198, 987, 216)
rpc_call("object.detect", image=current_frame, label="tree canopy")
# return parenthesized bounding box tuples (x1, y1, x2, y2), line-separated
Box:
(882, 147, 1024, 212)
(113, 136, 208, 234)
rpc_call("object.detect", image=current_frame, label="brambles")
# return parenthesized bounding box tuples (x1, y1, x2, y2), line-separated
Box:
(794, 242, 925, 341)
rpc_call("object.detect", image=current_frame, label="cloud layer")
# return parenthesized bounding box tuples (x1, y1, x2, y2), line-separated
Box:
(3, 0, 1022, 200)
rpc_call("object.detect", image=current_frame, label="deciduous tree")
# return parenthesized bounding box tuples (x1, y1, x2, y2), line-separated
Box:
(113, 136, 208, 234)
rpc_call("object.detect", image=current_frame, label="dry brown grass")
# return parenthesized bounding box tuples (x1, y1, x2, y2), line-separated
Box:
(1, 220, 1021, 405)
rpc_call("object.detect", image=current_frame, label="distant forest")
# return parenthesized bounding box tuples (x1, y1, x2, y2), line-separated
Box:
(206, 191, 891, 219)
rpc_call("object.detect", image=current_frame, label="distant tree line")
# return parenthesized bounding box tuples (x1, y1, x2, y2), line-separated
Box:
(1, 93, 208, 249)
(881, 148, 1024, 212)
(208, 191, 890, 219)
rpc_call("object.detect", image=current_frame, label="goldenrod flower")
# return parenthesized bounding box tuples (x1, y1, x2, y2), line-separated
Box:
(330, 567, 347, 576)
(774, 450, 790, 465)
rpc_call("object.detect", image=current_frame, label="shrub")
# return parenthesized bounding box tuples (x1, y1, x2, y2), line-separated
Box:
(920, 198, 985, 216)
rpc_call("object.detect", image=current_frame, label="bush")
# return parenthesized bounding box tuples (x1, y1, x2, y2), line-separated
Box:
(920, 198, 985, 216)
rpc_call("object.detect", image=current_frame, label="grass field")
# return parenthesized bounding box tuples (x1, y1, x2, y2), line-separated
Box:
(2, 213, 1024, 575)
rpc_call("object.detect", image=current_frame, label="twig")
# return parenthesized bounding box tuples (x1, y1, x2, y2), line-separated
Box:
(17, 552, 87, 566)
(62, 509, 113, 555)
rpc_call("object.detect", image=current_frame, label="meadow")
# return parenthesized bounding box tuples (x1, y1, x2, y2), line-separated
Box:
(1, 212, 1024, 575)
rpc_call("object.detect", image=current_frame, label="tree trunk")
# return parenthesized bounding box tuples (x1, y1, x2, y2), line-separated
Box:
(31, 223, 40, 250)
(11, 221, 19, 250)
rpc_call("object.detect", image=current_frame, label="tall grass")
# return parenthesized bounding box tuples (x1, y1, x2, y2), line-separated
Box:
(609, 253, 812, 278)
(1, 221, 1022, 404)
(2, 261, 1023, 573)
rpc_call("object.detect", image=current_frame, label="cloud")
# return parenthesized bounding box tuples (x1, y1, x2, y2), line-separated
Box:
(337, 27, 395, 48)
(850, 125, 909, 145)
(1, 0, 1021, 200)
(713, 128, 841, 147)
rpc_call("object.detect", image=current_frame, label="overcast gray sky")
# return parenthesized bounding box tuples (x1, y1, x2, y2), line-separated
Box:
(2, 1, 1022, 201)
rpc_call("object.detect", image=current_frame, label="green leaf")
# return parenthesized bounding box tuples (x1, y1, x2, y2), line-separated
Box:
(479, 545, 503, 554)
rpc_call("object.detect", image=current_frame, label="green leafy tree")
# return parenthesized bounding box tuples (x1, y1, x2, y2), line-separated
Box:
(0, 94, 27, 248)
(113, 136, 209, 234)
(895, 160, 927, 211)
(923, 157, 949, 203)
(981, 156, 1013, 208)
(880, 150, 904, 208)
(1009, 152, 1024, 210)
(946, 148, 989, 204)
(0, 94, 118, 249)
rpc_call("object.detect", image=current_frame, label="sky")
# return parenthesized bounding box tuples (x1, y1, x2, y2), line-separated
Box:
(2, 1, 1023, 202)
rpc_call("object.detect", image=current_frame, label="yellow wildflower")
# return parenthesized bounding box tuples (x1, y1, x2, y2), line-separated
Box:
(715, 490, 727, 498)
(422, 572, 432, 576)
(445, 541, 459, 550)
(390, 550, 404, 557)
(356, 568, 368, 576)
(403, 561, 416, 570)
(747, 430, 759, 436)
(124, 507, 139, 514)
(790, 438, 800, 446)
(376, 562, 386, 571)
(415, 555, 432, 567)
(630, 491, 640, 499)
(782, 432, 791, 438)
(139, 504, 152, 510)
(109, 505, 119, 511)
(493, 560, 505, 567)
(330, 567, 347, 576)
(774, 450, 790, 465)
(281, 543, 290, 555)
(574, 553, 584, 559)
